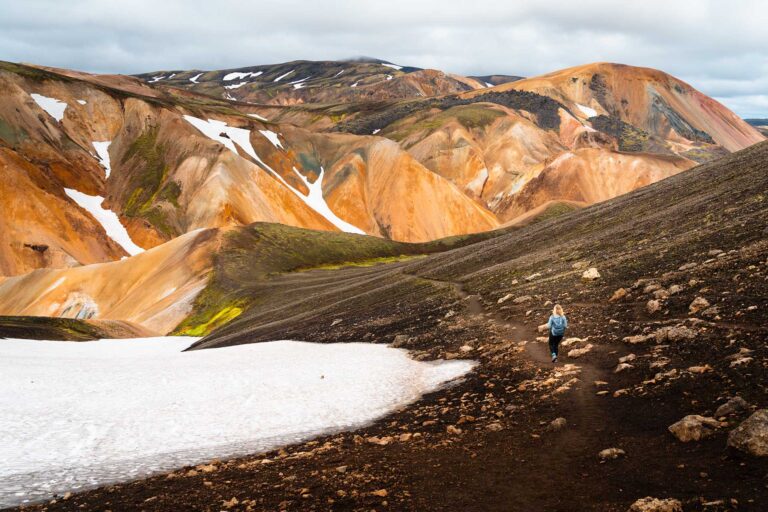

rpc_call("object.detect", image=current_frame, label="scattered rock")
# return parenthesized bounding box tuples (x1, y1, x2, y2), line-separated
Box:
(486, 422, 504, 432)
(567, 344, 593, 358)
(668, 284, 683, 295)
(701, 306, 720, 318)
(598, 447, 625, 460)
(668, 415, 720, 442)
(446, 425, 462, 435)
(331, 318, 343, 327)
(689, 296, 711, 314)
(614, 363, 634, 373)
(646, 300, 662, 315)
(497, 293, 513, 304)
(618, 353, 636, 363)
(371, 489, 388, 498)
(548, 417, 567, 431)
(715, 396, 749, 417)
(525, 272, 542, 281)
(392, 335, 409, 348)
(627, 497, 683, 512)
(686, 364, 712, 374)
(572, 261, 589, 270)
(512, 295, 532, 304)
(679, 262, 698, 271)
(561, 337, 584, 347)
(582, 267, 601, 281)
(654, 326, 696, 343)
(610, 288, 628, 302)
(727, 409, 768, 456)
(644, 283, 662, 294)
(624, 334, 653, 344)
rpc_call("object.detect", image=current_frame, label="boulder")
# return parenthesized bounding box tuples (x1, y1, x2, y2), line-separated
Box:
(609, 288, 628, 302)
(646, 300, 661, 315)
(512, 295, 532, 304)
(727, 409, 768, 456)
(392, 335, 410, 348)
(623, 334, 653, 344)
(715, 396, 749, 417)
(618, 353, 637, 363)
(668, 284, 683, 295)
(582, 267, 601, 281)
(627, 497, 683, 512)
(668, 415, 719, 442)
(614, 363, 634, 373)
(689, 296, 710, 314)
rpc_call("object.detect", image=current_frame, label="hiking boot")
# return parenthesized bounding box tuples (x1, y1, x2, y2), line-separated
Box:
(551, 353, 557, 363)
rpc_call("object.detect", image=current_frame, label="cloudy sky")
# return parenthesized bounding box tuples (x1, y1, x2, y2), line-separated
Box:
(2, 0, 766, 117)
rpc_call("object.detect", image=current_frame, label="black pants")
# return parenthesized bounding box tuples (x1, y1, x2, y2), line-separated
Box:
(548, 334, 563, 356)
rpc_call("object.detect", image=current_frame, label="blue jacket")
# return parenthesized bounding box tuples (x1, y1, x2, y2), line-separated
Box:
(548, 314, 568, 336)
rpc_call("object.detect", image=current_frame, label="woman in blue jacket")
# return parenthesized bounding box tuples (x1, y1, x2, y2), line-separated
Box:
(547, 304, 568, 363)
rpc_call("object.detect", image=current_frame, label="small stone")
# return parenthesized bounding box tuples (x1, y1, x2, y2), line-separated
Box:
(392, 335, 409, 348)
(618, 353, 636, 364)
(512, 295, 532, 304)
(371, 489, 388, 497)
(598, 447, 625, 460)
(525, 272, 542, 281)
(336, 465, 348, 473)
(627, 497, 683, 512)
(646, 300, 662, 315)
(582, 267, 601, 281)
(668, 415, 720, 442)
(609, 288, 628, 302)
(497, 293, 513, 304)
(568, 344, 593, 358)
(689, 296, 711, 314)
(715, 396, 749, 417)
(548, 417, 567, 431)
(668, 284, 683, 295)
(486, 422, 503, 432)
(614, 363, 634, 373)
(654, 326, 696, 343)
(446, 425, 462, 435)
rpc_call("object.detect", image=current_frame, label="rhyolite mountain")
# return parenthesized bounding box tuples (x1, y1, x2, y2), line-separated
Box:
(0, 57, 763, 333)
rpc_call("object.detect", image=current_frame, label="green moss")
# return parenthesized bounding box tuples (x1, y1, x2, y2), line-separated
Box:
(295, 254, 426, 272)
(175, 304, 243, 336)
(0, 117, 29, 146)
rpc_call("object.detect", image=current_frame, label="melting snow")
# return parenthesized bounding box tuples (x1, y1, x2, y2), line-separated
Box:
(76, 99, 87, 105)
(224, 81, 249, 90)
(167, 73, 176, 79)
(259, 129, 283, 149)
(63, 189, 144, 256)
(351, 81, 359, 88)
(247, 113, 269, 122)
(372, 129, 381, 135)
(223, 71, 263, 81)
(273, 70, 295, 82)
(382, 63, 402, 70)
(148, 75, 165, 83)
(0, 338, 474, 507)
(290, 167, 365, 234)
(333, 69, 345, 77)
(386, 74, 393, 80)
(92, 141, 112, 178)
(485, 82, 494, 88)
(189, 72, 203, 83)
(290, 76, 311, 89)
(576, 103, 598, 118)
(30, 93, 67, 122)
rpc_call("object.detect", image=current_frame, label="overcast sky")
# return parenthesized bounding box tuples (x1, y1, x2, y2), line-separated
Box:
(2, 0, 767, 117)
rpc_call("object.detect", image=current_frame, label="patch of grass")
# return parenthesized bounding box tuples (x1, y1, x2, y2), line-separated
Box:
(295, 254, 426, 272)
(175, 303, 244, 337)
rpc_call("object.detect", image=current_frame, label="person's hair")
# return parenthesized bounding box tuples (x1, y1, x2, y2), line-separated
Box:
(553, 304, 564, 316)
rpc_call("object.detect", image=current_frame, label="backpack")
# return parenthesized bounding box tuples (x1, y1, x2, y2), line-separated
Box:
(550, 316, 566, 336)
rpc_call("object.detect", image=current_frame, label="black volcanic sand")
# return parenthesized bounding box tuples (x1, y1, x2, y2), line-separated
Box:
(12, 142, 768, 511)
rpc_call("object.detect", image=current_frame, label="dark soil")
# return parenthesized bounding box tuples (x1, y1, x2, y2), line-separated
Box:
(10, 142, 768, 511)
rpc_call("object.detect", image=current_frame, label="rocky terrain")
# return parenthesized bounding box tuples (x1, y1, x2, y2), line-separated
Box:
(11, 138, 767, 511)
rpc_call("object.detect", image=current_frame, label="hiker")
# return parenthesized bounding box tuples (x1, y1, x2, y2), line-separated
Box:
(547, 304, 568, 363)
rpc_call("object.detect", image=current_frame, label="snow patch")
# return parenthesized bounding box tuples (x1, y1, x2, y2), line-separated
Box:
(76, 99, 87, 105)
(247, 113, 268, 122)
(372, 129, 381, 135)
(386, 74, 393, 81)
(290, 76, 310, 89)
(148, 75, 165, 83)
(92, 141, 112, 178)
(189, 73, 203, 83)
(332, 69, 345, 77)
(466, 168, 489, 195)
(576, 103, 598, 118)
(485, 82, 494, 88)
(273, 69, 295, 82)
(63, 189, 144, 256)
(223, 71, 262, 81)
(259, 129, 283, 149)
(0, 338, 474, 507)
(30, 93, 67, 122)
(382, 63, 402, 70)
(183, 116, 363, 234)
(224, 81, 249, 90)
(351, 81, 359, 88)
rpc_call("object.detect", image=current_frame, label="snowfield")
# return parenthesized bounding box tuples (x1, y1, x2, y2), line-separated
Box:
(0, 337, 474, 507)
(30, 93, 68, 122)
(64, 188, 144, 256)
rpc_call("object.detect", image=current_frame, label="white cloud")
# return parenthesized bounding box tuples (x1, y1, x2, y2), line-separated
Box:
(1, 0, 767, 116)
